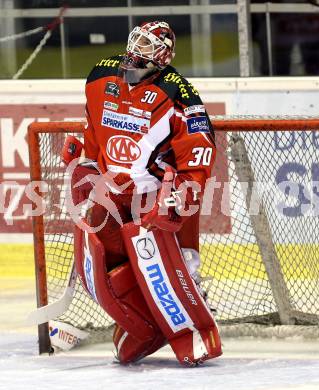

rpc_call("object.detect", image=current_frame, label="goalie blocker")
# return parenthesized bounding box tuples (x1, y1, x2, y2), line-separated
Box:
(121, 223, 222, 366)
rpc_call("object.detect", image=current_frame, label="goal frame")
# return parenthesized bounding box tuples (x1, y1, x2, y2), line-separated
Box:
(28, 122, 85, 354)
(28, 118, 319, 354)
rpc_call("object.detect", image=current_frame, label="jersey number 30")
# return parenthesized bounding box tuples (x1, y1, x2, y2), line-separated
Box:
(141, 91, 157, 104)
(188, 147, 213, 167)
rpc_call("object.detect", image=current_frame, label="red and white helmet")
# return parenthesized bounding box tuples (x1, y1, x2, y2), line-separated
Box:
(126, 21, 176, 70)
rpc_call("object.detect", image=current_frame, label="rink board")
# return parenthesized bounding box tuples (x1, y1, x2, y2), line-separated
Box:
(1, 242, 318, 282)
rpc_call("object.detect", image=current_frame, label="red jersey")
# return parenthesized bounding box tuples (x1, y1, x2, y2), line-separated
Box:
(85, 55, 216, 194)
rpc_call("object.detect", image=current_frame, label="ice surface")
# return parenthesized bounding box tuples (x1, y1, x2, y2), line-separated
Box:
(1, 332, 319, 390)
(1, 281, 319, 390)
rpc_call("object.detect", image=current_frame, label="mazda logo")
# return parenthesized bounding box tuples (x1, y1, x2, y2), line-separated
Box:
(136, 237, 155, 260)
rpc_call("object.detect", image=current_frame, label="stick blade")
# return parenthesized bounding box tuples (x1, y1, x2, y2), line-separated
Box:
(26, 287, 74, 325)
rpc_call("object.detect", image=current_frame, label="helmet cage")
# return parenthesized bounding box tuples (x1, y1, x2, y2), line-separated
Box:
(126, 26, 174, 68)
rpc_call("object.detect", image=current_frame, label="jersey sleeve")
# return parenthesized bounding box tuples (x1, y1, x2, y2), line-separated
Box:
(84, 104, 99, 161)
(84, 55, 124, 161)
(170, 81, 216, 192)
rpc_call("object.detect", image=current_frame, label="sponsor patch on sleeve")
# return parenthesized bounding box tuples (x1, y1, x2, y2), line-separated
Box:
(104, 101, 119, 111)
(184, 104, 206, 116)
(186, 116, 210, 134)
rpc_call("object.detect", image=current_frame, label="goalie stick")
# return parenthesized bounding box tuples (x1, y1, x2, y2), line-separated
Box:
(26, 162, 94, 326)
(26, 261, 77, 325)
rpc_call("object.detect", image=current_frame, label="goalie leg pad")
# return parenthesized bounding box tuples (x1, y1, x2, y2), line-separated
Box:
(121, 222, 222, 366)
(74, 220, 166, 355)
(113, 324, 166, 364)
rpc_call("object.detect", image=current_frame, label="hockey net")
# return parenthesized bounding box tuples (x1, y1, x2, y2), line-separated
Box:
(28, 118, 319, 353)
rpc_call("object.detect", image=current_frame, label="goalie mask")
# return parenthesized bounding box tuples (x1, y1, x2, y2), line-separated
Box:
(119, 21, 176, 84)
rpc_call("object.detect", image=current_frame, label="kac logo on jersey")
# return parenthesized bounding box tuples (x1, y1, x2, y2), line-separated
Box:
(106, 135, 141, 163)
(186, 116, 210, 134)
(102, 109, 150, 134)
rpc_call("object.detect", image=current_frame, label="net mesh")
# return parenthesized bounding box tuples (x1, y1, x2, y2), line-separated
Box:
(32, 119, 319, 342)
(38, 131, 112, 338)
(201, 130, 319, 326)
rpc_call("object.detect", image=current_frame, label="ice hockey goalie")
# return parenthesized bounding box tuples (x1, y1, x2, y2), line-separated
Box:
(63, 20, 222, 366)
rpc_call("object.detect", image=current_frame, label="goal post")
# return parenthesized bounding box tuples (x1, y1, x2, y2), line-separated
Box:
(27, 117, 319, 353)
(28, 122, 85, 354)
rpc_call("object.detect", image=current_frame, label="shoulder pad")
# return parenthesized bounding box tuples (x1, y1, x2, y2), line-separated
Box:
(154, 66, 201, 105)
(86, 55, 123, 84)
